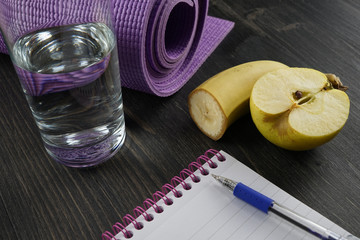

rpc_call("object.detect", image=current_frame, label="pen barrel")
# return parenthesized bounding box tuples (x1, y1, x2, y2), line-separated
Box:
(270, 203, 341, 240)
(233, 183, 274, 213)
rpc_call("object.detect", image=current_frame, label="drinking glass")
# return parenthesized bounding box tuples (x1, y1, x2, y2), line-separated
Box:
(0, 0, 126, 167)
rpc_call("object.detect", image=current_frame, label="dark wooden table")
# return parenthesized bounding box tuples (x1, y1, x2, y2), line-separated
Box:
(1, 0, 360, 239)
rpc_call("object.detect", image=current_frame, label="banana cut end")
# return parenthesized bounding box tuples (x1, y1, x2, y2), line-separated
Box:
(188, 89, 227, 140)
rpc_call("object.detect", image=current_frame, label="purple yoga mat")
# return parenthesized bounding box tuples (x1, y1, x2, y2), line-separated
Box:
(0, 0, 234, 97)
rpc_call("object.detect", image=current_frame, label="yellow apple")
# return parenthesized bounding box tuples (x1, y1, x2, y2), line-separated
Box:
(250, 68, 350, 151)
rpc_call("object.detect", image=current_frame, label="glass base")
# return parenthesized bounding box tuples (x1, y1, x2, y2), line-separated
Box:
(44, 125, 126, 168)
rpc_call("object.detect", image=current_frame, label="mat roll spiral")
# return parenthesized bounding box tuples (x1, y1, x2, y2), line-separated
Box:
(0, 0, 234, 96)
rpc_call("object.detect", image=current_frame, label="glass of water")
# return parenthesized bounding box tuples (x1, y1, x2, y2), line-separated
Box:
(0, 0, 126, 167)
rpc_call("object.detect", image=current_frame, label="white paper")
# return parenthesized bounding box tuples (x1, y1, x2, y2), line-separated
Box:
(113, 151, 349, 240)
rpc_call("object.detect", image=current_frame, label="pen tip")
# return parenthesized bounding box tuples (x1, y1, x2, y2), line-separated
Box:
(211, 174, 220, 180)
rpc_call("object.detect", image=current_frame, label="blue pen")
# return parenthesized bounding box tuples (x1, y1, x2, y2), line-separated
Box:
(212, 174, 359, 240)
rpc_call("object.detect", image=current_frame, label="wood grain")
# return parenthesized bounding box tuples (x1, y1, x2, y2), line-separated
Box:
(1, 0, 360, 239)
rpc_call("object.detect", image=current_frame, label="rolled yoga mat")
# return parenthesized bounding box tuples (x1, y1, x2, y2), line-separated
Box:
(0, 0, 234, 97)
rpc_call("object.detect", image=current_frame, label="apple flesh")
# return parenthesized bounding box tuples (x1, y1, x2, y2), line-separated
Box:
(250, 68, 350, 151)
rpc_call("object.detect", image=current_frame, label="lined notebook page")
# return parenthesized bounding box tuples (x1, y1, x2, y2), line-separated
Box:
(114, 150, 349, 240)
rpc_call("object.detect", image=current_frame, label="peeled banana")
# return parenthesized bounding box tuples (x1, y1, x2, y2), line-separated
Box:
(188, 60, 289, 140)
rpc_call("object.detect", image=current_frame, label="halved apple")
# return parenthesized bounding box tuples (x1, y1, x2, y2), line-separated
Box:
(250, 68, 350, 151)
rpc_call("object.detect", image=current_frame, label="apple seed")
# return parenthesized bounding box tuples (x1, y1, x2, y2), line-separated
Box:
(293, 90, 313, 105)
(294, 90, 303, 99)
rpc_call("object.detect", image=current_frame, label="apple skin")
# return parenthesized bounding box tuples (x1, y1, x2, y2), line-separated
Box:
(249, 68, 350, 151)
(250, 101, 345, 151)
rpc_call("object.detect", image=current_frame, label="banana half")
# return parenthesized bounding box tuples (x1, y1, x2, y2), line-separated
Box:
(188, 60, 289, 140)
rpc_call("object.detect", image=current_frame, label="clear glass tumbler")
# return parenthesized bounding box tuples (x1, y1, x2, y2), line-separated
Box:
(0, 0, 126, 167)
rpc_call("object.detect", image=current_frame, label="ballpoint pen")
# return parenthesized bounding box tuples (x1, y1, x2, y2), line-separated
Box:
(212, 174, 359, 240)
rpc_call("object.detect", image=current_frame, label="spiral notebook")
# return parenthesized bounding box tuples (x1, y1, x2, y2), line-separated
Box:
(102, 150, 349, 240)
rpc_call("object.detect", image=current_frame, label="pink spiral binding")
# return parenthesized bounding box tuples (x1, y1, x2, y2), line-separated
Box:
(133, 206, 153, 222)
(197, 155, 217, 168)
(101, 149, 224, 239)
(205, 149, 226, 162)
(123, 214, 143, 230)
(143, 198, 162, 213)
(111, 222, 133, 239)
(162, 183, 182, 198)
(102, 231, 115, 240)
(180, 168, 200, 183)
(153, 191, 173, 206)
